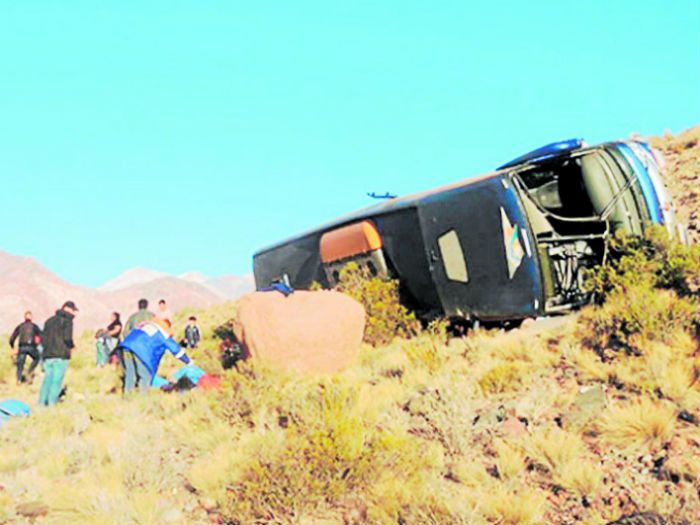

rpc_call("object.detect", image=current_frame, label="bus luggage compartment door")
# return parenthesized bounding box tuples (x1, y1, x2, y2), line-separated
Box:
(320, 220, 389, 285)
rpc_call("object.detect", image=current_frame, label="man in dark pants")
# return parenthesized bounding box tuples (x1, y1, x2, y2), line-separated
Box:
(120, 320, 192, 393)
(119, 299, 154, 384)
(9, 311, 42, 384)
(39, 301, 78, 407)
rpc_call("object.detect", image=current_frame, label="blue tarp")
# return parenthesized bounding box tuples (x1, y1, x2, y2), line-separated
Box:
(0, 399, 31, 428)
(152, 376, 170, 389)
(173, 365, 206, 385)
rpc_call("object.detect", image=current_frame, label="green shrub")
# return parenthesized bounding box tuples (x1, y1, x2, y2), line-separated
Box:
(579, 283, 697, 360)
(585, 226, 700, 302)
(334, 262, 421, 346)
(580, 228, 700, 361)
(403, 320, 450, 374)
(477, 362, 528, 394)
(217, 379, 443, 523)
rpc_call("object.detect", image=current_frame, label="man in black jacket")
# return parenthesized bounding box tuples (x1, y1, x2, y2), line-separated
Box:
(9, 311, 42, 384)
(38, 301, 78, 406)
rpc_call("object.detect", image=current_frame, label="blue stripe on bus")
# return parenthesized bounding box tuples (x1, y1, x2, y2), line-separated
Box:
(616, 143, 663, 224)
(498, 138, 585, 169)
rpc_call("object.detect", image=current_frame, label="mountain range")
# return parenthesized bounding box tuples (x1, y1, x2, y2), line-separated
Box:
(0, 252, 253, 334)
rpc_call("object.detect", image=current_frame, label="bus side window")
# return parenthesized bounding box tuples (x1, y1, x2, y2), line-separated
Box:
(438, 230, 469, 283)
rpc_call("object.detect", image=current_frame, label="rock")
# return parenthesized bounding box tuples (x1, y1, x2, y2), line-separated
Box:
(233, 291, 365, 374)
(16, 501, 49, 518)
(501, 417, 528, 438)
(565, 385, 606, 429)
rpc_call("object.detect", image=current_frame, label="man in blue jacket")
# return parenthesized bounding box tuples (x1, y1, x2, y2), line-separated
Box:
(120, 320, 192, 393)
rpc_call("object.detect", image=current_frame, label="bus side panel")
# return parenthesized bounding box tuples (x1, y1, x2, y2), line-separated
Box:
(372, 209, 443, 317)
(419, 176, 544, 321)
(254, 208, 443, 317)
(253, 233, 325, 290)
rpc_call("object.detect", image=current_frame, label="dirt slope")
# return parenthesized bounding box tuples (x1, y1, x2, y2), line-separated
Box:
(651, 126, 700, 241)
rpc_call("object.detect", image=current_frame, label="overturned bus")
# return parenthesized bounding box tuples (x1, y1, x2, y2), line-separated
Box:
(254, 139, 684, 323)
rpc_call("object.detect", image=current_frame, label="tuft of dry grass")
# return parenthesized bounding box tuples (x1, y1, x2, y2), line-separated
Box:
(493, 438, 526, 481)
(596, 397, 677, 455)
(523, 427, 585, 474)
(477, 485, 546, 525)
(555, 458, 603, 497)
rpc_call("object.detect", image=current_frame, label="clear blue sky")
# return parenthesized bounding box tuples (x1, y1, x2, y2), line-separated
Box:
(1, 1, 698, 286)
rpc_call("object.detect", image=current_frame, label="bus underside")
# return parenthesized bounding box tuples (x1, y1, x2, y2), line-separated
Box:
(513, 147, 648, 313)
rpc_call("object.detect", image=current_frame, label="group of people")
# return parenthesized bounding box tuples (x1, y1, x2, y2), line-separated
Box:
(7, 298, 203, 406)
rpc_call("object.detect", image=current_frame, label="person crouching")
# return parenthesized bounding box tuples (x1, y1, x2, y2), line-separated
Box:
(119, 320, 192, 394)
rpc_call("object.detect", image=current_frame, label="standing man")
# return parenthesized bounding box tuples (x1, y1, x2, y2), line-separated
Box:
(39, 301, 78, 406)
(155, 299, 173, 328)
(9, 311, 42, 384)
(123, 299, 153, 338)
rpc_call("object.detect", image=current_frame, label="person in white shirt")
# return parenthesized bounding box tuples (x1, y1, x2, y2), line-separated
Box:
(155, 299, 173, 329)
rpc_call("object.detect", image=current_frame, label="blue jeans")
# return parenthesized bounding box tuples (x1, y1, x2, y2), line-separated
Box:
(96, 338, 108, 367)
(39, 358, 69, 406)
(97, 337, 119, 367)
(123, 352, 152, 394)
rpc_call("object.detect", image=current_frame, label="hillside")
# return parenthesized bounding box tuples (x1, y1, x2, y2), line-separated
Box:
(2, 286, 700, 524)
(652, 125, 700, 242)
(0, 253, 253, 333)
(0, 128, 698, 525)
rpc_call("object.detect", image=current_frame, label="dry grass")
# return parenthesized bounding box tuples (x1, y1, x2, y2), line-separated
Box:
(555, 458, 603, 497)
(477, 485, 547, 525)
(523, 427, 586, 474)
(0, 285, 699, 524)
(493, 438, 526, 481)
(596, 397, 678, 455)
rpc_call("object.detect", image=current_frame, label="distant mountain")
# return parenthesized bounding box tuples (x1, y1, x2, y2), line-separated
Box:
(102, 269, 254, 300)
(206, 274, 256, 300)
(98, 267, 169, 292)
(0, 252, 253, 333)
(0, 251, 105, 334)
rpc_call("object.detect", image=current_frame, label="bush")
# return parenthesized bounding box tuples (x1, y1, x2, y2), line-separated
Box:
(595, 397, 677, 455)
(579, 285, 697, 359)
(478, 362, 528, 394)
(333, 262, 421, 346)
(585, 226, 700, 302)
(580, 228, 700, 360)
(216, 379, 444, 524)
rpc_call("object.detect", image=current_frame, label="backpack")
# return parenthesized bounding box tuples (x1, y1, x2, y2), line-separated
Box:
(20, 323, 35, 346)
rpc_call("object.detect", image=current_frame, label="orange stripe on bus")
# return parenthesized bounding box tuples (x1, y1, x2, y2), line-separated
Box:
(320, 221, 383, 263)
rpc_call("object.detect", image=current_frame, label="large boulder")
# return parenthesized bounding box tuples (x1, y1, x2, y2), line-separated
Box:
(233, 290, 365, 374)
